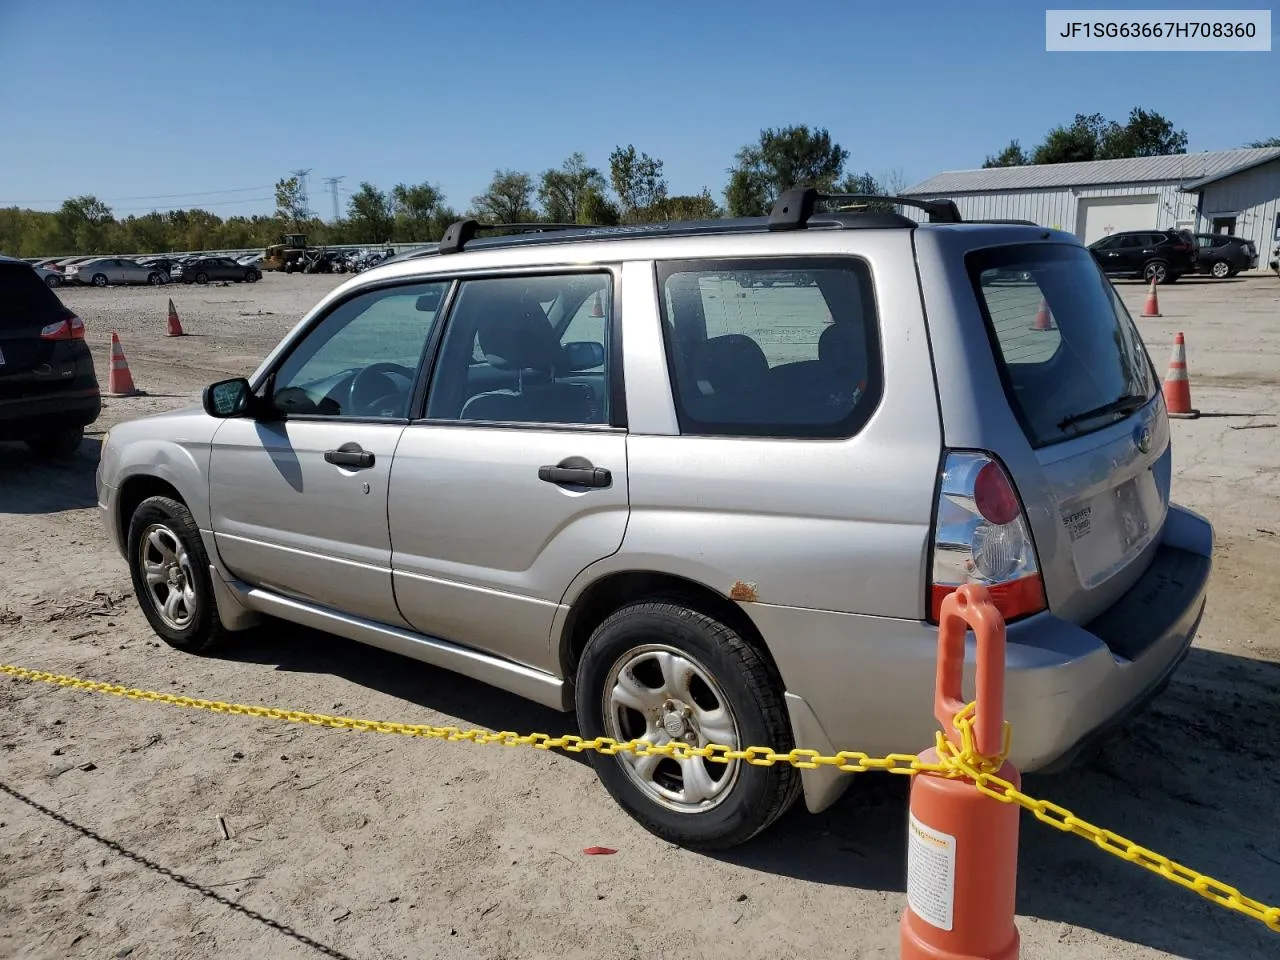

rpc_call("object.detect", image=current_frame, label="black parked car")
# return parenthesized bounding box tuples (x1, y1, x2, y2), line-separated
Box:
(1192, 233, 1258, 278)
(1087, 229, 1197, 283)
(0, 256, 101, 457)
(180, 256, 262, 284)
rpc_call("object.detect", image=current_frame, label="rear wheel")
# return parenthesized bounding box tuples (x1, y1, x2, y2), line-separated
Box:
(1210, 260, 1231, 279)
(575, 600, 800, 849)
(245, 271, 260, 283)
(195, 272, 209, 284)
(25, 425, 83, 458)
(127, 496, 226, 653)
(1142, 260, 1169, 284)
(44, 274, 62, 288)
(148, 272, 163, 285)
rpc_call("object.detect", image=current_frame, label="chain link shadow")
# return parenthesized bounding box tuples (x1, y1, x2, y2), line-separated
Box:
(0, 780, 357, 960)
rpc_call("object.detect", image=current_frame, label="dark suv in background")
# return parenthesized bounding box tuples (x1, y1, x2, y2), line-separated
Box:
(1192, 233, 1258, 278)
(0, 256, 101, 457)
(1087, 229, 1198, 283)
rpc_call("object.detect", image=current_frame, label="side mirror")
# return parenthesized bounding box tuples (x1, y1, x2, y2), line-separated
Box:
(203, 377, 253, 418)
(563, 340, 605, 371)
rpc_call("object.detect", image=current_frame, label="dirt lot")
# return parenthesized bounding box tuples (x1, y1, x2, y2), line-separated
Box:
(2, 272, 1278, 960)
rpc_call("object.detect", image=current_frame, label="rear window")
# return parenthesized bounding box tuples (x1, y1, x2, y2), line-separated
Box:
(656, 257, 882, 438)
(0, 262, 72, 330)
(966, 244, 1158, 449)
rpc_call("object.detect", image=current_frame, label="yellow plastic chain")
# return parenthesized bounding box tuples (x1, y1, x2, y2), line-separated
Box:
(3, 662, 1277, 935)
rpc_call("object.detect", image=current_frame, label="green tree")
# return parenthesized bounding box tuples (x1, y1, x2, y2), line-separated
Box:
(57, 196, 115, 252)
(274, 176, 309, 228)
(983, 140, 1029, 168)
(471, 169, 536, 223)
(725, 125, 849, 216)
(538, 153, 612, 224)
(1246, 136, 1280, 148)
(663, 189, 722, 221)
(1097, 107, 1188, 159)
(391, 181, 444, 240)
(347, 182, 394, 241)
(608, 145, 667, 222)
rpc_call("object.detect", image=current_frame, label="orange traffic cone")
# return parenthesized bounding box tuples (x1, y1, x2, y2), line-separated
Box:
(1141, 277, 1161, 318)
(1030, 298, 1054, 331)
(106, 331, 140, 397)
(166, 298, 185, 337)
(1162, 332, 1199, 419)
(590, 291, 604, 318)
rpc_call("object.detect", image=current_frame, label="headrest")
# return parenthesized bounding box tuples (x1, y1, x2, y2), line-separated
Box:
(475, 301, 564, 373)
(819, 323, 860, 365)
(693, 334, 770, 390)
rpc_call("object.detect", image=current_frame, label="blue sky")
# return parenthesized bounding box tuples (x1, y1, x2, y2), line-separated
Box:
(0, 0, 1274, 218)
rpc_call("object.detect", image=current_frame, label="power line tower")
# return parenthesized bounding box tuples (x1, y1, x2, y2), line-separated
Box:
(322, 176, 345, 222)
(291, 168, 313, 219)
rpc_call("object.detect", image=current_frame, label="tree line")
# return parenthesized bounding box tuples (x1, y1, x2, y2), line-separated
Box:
(3, 113, 1275, 257)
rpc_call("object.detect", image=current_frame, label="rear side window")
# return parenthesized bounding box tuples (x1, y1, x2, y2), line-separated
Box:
(0, 262, 72, 330)
(967, 244, 1158, 449)
(656, 257, 881, 438)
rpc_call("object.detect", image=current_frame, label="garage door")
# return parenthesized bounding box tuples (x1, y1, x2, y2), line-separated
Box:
(1077, 196, 1159, 246)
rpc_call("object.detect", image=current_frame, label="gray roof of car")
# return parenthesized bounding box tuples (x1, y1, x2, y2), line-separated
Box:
(904, 147, 1280, 195)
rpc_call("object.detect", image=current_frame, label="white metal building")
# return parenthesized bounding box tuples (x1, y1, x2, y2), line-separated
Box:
(904, 147, 1280, 268)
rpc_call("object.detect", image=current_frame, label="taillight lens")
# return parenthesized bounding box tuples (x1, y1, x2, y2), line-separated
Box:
(39, 315, 85, 341)
(929, 451, 1046, 622)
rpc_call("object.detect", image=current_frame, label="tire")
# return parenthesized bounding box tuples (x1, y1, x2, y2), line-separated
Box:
(126, 495, 226, 654)
(245, 271, 260, 283)
(194, 272, 209, 284)
(1142, 260, 1169, 284)
(148, 272, 163, 285)
(44, 274, 62, 288)
(575, 600, 800, 849)
(1210, 261, 1231, 279)
(92, 273, 108, 287)
(24, 425, 83, 458)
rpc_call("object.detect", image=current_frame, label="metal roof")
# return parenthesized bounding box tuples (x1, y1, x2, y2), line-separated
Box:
(904, 147, 1280, 195)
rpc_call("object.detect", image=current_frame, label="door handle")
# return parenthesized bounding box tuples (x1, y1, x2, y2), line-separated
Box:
(324, 442, 375, 468)
(538, 456, 611, 488)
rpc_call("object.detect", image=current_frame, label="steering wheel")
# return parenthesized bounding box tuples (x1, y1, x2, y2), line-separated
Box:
(347, 362, 416, 417)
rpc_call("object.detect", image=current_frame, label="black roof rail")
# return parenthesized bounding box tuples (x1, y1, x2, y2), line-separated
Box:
(968, 218, 1039, 226)
(437, 219, 590, 255)
(768, 188, 963, 230)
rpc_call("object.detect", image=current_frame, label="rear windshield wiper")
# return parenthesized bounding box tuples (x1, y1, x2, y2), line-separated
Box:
(1057, 394, 1148, 431)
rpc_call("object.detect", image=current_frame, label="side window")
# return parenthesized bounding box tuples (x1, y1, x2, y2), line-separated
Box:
(1119, 235, 1145, 248)
(270, 281, 448, 419)
(425, 272, 613, 426)
(1092, 236, 1117, 251)
(656, 258, 881, 438)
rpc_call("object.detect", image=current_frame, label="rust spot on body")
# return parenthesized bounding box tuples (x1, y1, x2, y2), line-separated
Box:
(729, 580, 759, 603)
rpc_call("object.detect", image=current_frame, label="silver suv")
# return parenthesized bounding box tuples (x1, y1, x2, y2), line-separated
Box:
(98, 191, 1213, 849)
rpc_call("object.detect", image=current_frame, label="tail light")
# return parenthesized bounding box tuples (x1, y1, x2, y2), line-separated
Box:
(40, 315, 85, 341)
(929, 450, 1046, 623)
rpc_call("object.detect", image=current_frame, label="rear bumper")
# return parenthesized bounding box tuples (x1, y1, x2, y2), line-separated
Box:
(754, 503, 1212, 813)
(0, 388, 101, 439)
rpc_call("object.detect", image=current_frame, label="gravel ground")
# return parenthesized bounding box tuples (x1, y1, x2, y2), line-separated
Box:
(1, 272, 1278, 960)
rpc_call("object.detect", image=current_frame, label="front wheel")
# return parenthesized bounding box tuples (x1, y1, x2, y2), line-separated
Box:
(92, 273, 108, 287)
(148, 272, 163, 285)
(127, 496, 226, 653)
(245, 271, 260, 283)
(45, 274, 62, 288)
(194, 272, 209, 284)
(575, 601, 800, 849)
(1210, 261, 1231, 279)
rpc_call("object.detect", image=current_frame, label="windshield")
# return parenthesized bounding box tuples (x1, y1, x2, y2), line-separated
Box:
(966, 243, 1158, 448)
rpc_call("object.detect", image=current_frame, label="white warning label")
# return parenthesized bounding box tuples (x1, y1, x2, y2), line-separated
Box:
(906, 812, 956, 931)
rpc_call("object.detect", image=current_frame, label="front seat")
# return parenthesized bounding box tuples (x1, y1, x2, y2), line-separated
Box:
(460, 302, 595, 424)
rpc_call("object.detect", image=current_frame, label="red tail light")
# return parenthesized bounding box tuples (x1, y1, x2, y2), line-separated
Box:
(929, 451, 1047, 623)
(39, 315, 85, 341)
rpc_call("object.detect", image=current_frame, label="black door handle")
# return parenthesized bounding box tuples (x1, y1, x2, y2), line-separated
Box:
(538, 456, 611, 488)
(324, 442, 375, 468)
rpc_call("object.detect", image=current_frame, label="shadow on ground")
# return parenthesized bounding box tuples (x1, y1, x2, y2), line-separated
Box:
(227, 626, 1280, 959)
(0, 435, 102, 514)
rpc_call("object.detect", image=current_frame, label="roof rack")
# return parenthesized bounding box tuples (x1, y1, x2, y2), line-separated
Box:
(437, 219, 590, 256)
(768, 188, 963, 230)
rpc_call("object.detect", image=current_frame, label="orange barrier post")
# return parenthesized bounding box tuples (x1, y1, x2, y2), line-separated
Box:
(166, 298, 185, 337)
(1141, 277, 1162, 318)
(106, 332, 140, 397)
(1030, 298, 1054, 331)
(901, 584, 1020, 960)
(1163, 332, 1199, 419)
(590, 290, 604, 318)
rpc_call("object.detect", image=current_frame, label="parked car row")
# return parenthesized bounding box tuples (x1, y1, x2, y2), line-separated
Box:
(1087, 229, 1259, 283)
(11, 252, 264, 287)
